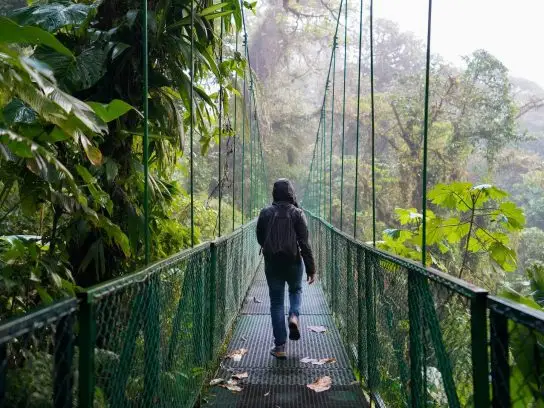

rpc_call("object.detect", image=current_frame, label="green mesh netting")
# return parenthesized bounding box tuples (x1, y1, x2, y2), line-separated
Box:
(306, 211, 488, 407)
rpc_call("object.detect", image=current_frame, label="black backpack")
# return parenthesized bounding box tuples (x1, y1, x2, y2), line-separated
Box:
(262, 205, 299, 262)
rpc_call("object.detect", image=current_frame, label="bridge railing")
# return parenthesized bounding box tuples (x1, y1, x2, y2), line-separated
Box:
(0, 219, 261, 408)
(307, 210, 543, 408)
(488, 296, 544, 407)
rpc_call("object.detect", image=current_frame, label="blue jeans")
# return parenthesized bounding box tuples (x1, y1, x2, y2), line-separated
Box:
(264, 259, 304, 346)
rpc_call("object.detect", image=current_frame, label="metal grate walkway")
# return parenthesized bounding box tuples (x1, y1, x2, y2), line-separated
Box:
(206, 264, 369, 407)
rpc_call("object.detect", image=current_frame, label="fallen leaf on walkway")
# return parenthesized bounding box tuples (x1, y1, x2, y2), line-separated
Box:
(253, 297, 262, 303)
(232, 372, 249, 380)
(307, 376, 332, 393)
(220, 381, 243, 392)
(227, 348, 248, 361)
(307, 325, 327, 333)
(312, 358, 336, 365)
(300, 357, 317, 363)
(241, 336, 247, 342)
(209, 378, 224, 386)
(300, 357, 336, 365)
(264, 390, 270, 397)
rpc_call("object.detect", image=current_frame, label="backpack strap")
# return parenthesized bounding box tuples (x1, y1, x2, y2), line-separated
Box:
(262, 209, 278, 250)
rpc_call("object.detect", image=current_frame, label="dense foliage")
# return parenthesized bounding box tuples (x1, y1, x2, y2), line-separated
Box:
(0, 0, 250, 319)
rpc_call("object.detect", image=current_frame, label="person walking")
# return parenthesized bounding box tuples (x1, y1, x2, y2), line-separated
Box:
(256, 178, 316, 359)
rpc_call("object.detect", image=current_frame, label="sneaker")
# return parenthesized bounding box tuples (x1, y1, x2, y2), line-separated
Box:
(270, 345, 287, 360)
(288, 315, 301, 341)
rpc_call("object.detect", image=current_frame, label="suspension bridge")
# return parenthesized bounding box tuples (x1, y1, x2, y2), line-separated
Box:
(1, 0, 542, 407)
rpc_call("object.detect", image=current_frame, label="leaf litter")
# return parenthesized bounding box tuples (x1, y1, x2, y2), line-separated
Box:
(307, 376, 332, 393)
(307, 325, 327, 333)
(232, 372, 249, 380)
(300, 357, 336, 365)
(220, 379, 243, 393)
(226, 348, 248, 361)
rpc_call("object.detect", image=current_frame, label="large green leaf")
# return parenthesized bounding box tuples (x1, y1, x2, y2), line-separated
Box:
(8, 3, 93, 32)
(0, 129, 87, 206)
(428, 182, 472, 211)
(88, 100, 135, 123)
(493, 201, 526, 231)
(199, 2, 230, 17)
(36, 46, 108, 91)
(0, 17, 73, 57)
(97, 214, 130, 257)
(2, 99, 38, 125)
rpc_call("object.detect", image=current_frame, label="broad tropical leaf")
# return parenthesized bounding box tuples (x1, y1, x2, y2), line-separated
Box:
(8, 3, 94, 32)
(0, 17, 73, 57)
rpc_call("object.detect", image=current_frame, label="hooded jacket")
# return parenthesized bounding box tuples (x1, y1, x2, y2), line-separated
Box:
(256, 179, 316, 276)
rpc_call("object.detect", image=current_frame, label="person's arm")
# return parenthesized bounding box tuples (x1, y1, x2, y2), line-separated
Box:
(294, 210, 316, 277)
(256, 208, 268, 247)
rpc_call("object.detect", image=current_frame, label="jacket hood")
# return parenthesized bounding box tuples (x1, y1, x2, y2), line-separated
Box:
(272, 178, 298, 206)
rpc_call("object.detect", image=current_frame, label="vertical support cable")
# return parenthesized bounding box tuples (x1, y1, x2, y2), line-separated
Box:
(421, 0, 433, 265)
(232, 32, 238, 231)
(189, 0, 195, 247)
(218, 18, 223, 237)
(329, 44, 336, 224)
(353, 0, 363, 238)
(241, 34, 247, 223)
(304, 121, 320, 208)
(370, 0, 376, 246)
(321, 104, 326, 219)
(318, 109, 323, 217)
(142, 0, 150, 263)
(249, 77, 254, 218)
(339, 0, 348, 231)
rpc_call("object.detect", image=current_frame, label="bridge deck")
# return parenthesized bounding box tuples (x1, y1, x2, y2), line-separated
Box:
(206, 264, 368, 407)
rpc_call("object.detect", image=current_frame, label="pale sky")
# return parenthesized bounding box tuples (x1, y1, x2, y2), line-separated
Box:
(375, 0, 544, 88)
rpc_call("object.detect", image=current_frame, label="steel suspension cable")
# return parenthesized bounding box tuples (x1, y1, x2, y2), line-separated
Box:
(249, 75, 254, 218)
(241, 4, 269, 217)
(306, 0, 344, 219)
(190, 0, 195, 247)
(241, 32, 247, 223)
(353, 0, 364, 239)
(233, 31, 238, 231)
(303, 115, 322, 208)
(421, 0, 433, 265)
(142, 0, 149, 262)
(321, 104, 326, 218)
(329, 44, 336, 224)
(339, 0, 348, 231)
(370, 0, 376, 245)
(218, 18, 224, 237)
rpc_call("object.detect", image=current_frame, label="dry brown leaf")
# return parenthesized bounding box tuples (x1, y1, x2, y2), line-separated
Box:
(209, 378, 224, 386)
(227, 348, 248, 361)
(220, 382, 243, 392)
(232, 372, 249, 380)
(307, 325, 327, 333)
(312, 358, 336, 365)
(307, 376, 332, 393)
(300, 357, 336, 365)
